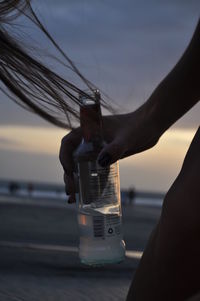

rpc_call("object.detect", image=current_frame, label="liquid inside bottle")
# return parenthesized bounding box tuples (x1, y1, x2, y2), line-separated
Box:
(74, 90, 125, 265)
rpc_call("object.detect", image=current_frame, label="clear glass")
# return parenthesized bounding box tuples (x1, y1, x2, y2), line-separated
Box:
(74, 89, 125, 265)
(76, 158, 125, 265)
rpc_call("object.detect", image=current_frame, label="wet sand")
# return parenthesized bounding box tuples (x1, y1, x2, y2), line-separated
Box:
(0, 196, 161, 301)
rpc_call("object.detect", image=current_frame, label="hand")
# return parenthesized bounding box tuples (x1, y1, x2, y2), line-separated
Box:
(59, 107, 161, 203)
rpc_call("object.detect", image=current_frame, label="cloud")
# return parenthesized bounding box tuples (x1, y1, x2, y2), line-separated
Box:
(0, 125, 66, 155)
(0, 148, 62, 184)
(0, 0, 199, 128)
(0, 126, 195, 191)
(0, 137, 20, 147)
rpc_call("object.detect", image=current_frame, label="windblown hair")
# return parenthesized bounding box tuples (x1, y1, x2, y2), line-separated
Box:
(0, 0, 115, 129)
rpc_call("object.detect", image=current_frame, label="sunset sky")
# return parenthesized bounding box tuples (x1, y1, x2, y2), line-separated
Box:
(0, 0, 200, 192)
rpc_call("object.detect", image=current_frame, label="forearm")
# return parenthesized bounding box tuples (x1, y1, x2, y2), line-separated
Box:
(141, 19, 200, 136)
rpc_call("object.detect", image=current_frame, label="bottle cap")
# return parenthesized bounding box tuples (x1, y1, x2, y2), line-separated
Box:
(79, 89, 100, 106)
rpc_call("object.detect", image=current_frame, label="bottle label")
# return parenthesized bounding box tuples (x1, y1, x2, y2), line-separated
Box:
(105, 214, 121, 237)
(93, 215, 105, 238)
(78, 212, 122, 240)
(93, 214, 122, 239)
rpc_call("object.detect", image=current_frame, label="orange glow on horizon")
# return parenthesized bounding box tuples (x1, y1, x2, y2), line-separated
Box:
(0, 125, 197, 191)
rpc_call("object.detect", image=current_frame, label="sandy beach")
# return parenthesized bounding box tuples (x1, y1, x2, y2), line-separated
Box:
(0, 195, 161, 301)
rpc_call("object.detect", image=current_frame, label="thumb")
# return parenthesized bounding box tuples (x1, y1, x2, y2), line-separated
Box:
(98, 140, 123, 167)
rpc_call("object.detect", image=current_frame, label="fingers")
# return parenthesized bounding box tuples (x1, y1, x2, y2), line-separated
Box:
(98, 138, 124, 167)
(59, 128, 81, 173)
(63, 172, 76, 203)
(59, 128, 81, 203)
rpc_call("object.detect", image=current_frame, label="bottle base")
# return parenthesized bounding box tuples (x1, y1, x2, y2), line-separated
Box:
(80, 256, 125, 266)
(79, 238, 126, 266)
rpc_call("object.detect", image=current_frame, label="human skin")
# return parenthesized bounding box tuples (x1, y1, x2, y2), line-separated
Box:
(127, 126, 200, 300)
(59, 19, 200, 300)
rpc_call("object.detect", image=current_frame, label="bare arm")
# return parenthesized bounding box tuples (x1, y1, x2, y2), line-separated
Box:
(146, 18, 200, 134)
(126, 19, 200, 300)
(60, 19, 200, 201)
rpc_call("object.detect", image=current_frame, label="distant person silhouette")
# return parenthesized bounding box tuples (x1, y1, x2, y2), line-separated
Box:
(9, 182, 19, 195)
(128, 188, 136, 206)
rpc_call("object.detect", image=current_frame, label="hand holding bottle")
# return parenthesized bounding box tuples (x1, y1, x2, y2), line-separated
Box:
(59, 105, 161, 203)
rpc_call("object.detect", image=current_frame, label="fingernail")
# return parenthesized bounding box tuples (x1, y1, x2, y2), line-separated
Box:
(98, 153, 112, 167)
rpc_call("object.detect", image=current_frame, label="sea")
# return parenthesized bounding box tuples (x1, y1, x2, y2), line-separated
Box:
(0, 179, 165, 208)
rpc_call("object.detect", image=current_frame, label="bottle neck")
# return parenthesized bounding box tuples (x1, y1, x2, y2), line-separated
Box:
(80, 102, 103, 146)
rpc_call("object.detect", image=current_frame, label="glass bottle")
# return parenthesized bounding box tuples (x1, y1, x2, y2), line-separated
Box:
(74, 90, 125, 265)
